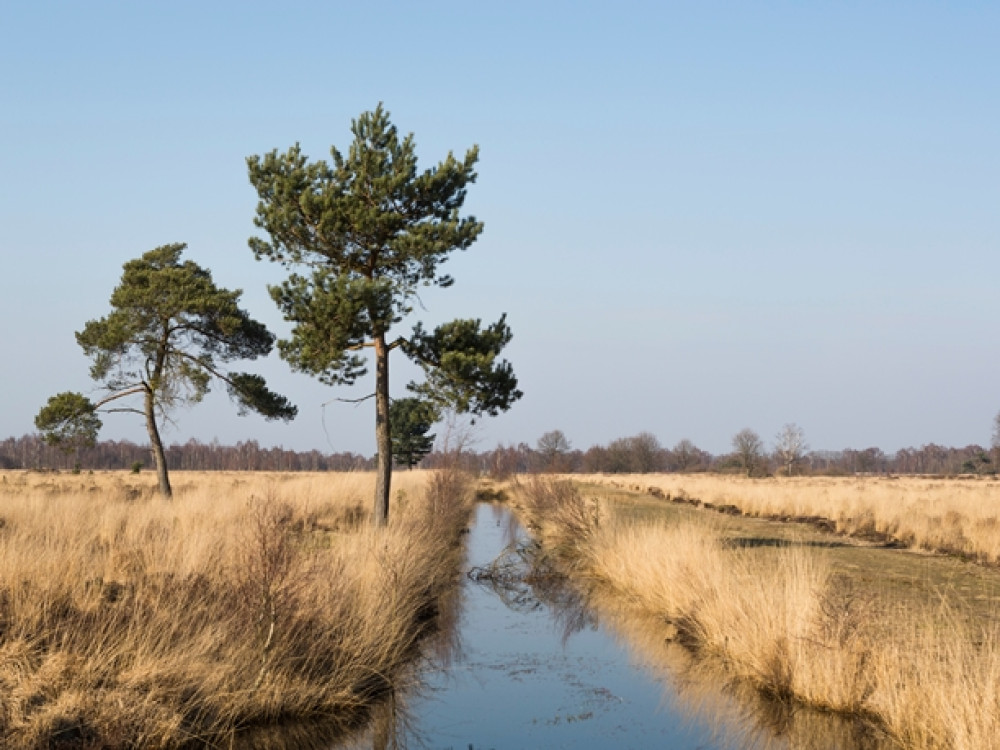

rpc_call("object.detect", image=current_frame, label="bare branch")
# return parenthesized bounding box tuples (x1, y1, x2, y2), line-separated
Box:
(322, 393, 376, 406)
(92, 385, 148, 409)
(320, 393, 376, 453)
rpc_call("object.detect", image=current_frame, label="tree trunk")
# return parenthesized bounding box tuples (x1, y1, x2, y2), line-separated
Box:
(373, 334, 391, 526)
(144, 386, 172, 499)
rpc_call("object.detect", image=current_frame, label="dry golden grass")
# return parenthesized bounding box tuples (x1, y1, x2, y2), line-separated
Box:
(867, 613, 1000, 750)
(582, 473, 1000, 564)
(516, 478, 1000, 750)
(0, 469, 470, 749)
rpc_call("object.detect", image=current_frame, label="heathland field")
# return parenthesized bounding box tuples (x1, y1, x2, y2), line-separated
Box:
(591, 473, 1000, 563)
(5, 469, 1000, 749)
(514, 475, 1000, 750)
(0, 470, 470, 749)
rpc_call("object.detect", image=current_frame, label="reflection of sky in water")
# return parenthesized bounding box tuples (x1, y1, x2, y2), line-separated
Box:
(396, 504, 741, 750)
(336, 505, 890, 750)
(342, 503, 885, 750)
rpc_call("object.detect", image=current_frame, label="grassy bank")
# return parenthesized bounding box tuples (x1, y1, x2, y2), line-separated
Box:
(515, 478, 1000, 750)
(582, 473, 1000, 564)
(0, 469, 471, 749)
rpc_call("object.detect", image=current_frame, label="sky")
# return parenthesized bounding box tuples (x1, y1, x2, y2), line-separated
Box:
(1, 1, 998, 458)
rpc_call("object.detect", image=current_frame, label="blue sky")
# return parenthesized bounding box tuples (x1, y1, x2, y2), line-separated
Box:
(2, 1, 998, 457)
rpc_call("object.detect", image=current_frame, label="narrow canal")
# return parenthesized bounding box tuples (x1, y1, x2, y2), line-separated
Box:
(346, 503, 885, 750)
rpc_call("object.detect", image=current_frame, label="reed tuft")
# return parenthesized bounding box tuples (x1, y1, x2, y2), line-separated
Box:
(0, 469, 471, 749)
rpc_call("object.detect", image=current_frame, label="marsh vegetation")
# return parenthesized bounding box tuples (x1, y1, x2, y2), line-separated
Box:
(516, 476, 1000, 750)
(5, 469, 999, 749)
(591, 473, 1000, 563)
(0, 470, 470, 748)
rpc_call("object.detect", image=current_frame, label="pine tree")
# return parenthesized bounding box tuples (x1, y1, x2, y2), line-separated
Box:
(389, 398, 438, 469)
(35, 244, 296, 496)
(247, 104, 521, 524)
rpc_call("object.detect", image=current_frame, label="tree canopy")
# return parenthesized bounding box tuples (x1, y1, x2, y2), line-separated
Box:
(774, 423, 808, 476)
(247, 104, 521, 523)
(35, 392, 101, 453)
(536, 430, 572, 472)
(732, 428, 765, 477)
(35, 243, 296, 496)
(389, 397, 439, 469)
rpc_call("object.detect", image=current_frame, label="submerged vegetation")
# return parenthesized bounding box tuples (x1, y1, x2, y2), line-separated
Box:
(0, 470, 471, 748)
(515, 477, 1000, 750)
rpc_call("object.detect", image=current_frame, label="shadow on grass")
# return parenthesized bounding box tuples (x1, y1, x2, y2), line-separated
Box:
(723, 536, 851, 550)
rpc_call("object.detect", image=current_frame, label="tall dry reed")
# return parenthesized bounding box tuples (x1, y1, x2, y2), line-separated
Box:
(0, 469, 470, 749)
(585, 473, 1000, 563)
(517, 478, 1000, 750)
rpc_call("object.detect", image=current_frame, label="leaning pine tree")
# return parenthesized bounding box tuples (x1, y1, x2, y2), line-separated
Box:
(247, 104, 522, 525)
(35, 244, 297, 497)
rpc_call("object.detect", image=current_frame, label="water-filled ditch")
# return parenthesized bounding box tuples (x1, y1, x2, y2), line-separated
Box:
(344, 503, 887, 750)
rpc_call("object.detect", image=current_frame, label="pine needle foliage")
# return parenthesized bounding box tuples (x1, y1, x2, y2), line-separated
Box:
(389, 397, 438, 469)
(247, 104, 521, 524)
(35, 244, 296, 496)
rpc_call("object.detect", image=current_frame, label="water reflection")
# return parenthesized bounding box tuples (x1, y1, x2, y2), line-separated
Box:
(345, 504, 893, 750)
(467, 540, 594, 644)
(591, 603, 894, 750)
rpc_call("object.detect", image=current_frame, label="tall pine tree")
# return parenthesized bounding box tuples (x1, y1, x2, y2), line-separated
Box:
(247, 105, 521, 524)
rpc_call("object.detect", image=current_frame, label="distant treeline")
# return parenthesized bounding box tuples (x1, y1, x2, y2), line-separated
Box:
(2, 432, 995, 477)
(0, 435, 373, 473)
(426, 434, 998, 478)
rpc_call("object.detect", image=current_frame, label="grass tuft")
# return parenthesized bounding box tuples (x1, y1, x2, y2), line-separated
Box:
(517, 478, 1000, 750)
(0, 469, 470, 748)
